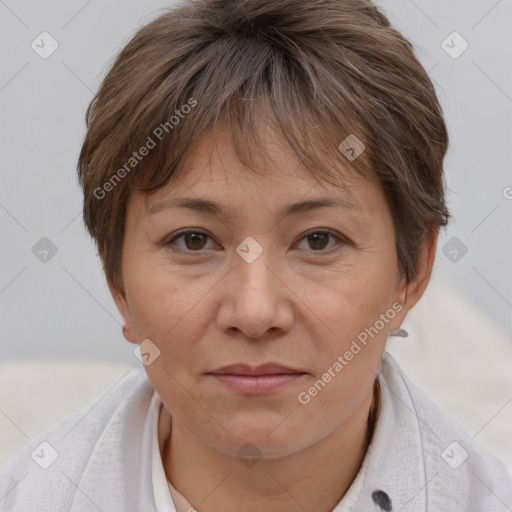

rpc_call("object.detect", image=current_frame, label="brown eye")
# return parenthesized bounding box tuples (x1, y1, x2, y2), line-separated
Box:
(183, 232, 208, 250)
(167, 230, 213, 252)
(307, 232, 330, 250)
(296, 230, 343, 252)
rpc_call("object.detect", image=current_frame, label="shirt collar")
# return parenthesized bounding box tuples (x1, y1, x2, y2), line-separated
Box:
(151, 391, 180, 512)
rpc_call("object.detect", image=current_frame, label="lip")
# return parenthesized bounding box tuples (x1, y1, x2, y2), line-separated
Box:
(208, 363, 307, 394)
(210, 363, 305, 376)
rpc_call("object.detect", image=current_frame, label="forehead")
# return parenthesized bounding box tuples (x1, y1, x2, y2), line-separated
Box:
(140, 116, 380, 216)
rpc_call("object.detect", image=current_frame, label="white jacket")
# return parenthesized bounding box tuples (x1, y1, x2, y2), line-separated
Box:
(1, 352, 511, 511)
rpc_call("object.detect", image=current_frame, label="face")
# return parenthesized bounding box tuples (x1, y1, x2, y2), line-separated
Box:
(110, 118, 434, 459)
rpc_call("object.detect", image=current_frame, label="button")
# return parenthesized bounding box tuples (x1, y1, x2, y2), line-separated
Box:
(371, 490, 392, 511)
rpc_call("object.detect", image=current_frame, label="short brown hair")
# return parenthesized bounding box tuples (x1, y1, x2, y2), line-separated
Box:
(77, 0, 450, 294)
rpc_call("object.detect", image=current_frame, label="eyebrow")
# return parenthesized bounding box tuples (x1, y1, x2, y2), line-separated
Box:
(146, 195, 362, 221)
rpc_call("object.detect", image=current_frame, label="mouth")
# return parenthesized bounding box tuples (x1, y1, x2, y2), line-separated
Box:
(207, 363, 307, 394)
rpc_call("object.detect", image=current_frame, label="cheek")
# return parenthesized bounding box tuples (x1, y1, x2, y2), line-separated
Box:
(301, 254, 399, 390)
(123, 264, 209, 349)
(295, 272, 394, 427)
(316, 285, 391, 380)
(313, 259, 398, 339)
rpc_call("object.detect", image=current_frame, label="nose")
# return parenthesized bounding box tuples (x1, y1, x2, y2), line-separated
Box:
(216, 242, 295, 340)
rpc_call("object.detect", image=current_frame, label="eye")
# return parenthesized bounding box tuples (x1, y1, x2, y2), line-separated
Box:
(295, 230, 346, 252)
(166, 229, 215, 252)
(165, 229, 348, 254)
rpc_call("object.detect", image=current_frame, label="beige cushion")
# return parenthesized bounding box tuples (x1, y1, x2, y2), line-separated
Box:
(0, 359, 138, 470)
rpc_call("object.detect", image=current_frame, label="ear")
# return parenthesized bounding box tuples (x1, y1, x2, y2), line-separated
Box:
(389, 227, 439, 332)
(107, 276, 138, 344)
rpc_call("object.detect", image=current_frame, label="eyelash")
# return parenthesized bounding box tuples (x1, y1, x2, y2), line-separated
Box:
(165, 229, 349, 255)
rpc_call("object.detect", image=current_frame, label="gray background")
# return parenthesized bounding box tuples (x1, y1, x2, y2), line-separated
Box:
(1, 0, 511, 366)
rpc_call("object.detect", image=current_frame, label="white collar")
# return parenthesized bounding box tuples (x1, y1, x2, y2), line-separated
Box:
(151, 390, 178, 512)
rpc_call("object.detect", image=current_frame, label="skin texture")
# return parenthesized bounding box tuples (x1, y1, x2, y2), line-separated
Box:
(109, 118, 438, 512)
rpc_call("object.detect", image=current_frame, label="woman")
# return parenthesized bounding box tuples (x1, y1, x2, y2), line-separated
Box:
(1, 0, 511, 510)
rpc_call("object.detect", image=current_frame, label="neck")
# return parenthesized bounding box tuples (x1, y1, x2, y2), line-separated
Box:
(162, 381, 379, 512)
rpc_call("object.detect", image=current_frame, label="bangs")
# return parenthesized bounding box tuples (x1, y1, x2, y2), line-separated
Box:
(124, 42, 374, 198)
